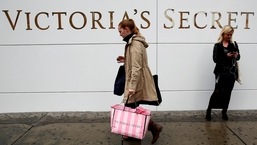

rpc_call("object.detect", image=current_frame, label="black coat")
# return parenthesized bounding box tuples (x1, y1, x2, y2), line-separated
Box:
(213, 41, 240, 78)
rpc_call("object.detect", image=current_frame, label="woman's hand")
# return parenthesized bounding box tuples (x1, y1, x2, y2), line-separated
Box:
(227, 52, 235, 58)
(117, 56, 125, 63)
(233, 52, 239, 58)
(128, 89, 135, 96)
(227, 52, 239, 58)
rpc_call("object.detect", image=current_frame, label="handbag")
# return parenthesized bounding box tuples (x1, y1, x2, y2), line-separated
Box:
(110, 98, 151, 139)
(133, 75, 162, 106)
(153, 75, 162, 105)
(232, 41, 242, 85)
(114, 65, 125, 96)
(113, 65, 162, 105)
(235, 62, 242, 85)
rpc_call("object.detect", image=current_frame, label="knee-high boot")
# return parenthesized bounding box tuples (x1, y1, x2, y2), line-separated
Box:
(148, 119, 163, 144)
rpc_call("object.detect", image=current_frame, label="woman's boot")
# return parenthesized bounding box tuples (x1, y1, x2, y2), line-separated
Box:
(205, 108, 212, 121)
(222, 109, 228, 120)
(148, 119, 163, 144)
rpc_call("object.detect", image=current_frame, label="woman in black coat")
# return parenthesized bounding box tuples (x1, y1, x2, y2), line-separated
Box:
(206, 25, 240, 121)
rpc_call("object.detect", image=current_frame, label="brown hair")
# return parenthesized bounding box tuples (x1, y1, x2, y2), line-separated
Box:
(118, 19, 141, 36)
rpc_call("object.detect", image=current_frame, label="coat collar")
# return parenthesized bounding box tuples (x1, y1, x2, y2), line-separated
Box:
(123, 33, 134, 43)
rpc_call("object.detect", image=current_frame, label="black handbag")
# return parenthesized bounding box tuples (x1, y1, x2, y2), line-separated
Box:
(138, 75, 162, 106)
(153, 75, 162, 105)
(113, 65, 125, 96)
(113, 66, 162, 106)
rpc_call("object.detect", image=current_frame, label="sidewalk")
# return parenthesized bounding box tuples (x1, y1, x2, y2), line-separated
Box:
(0, 110, 257, 145)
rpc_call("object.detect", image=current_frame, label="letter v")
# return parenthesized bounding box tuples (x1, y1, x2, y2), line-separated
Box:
(3, 10, 22, 30)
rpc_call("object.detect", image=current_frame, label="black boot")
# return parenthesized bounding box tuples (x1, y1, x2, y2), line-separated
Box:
(205, 109, 212, 121)
(222, 109, 228, 120)
(148, 119, 163, 144)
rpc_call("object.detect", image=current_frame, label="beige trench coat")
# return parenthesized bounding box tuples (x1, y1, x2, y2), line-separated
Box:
(123, 35, 158, 104)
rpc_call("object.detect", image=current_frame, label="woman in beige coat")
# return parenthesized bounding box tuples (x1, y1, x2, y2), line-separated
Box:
(116, 19, 163, 144)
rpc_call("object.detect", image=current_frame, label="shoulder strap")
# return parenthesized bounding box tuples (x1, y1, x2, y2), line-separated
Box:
(234, 41, 238, 49)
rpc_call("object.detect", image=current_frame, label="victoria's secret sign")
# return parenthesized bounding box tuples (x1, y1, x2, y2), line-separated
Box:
(1, 9, 254, 31)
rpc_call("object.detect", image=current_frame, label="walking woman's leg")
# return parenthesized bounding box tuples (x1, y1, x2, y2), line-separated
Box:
(148, 119, 163, 144)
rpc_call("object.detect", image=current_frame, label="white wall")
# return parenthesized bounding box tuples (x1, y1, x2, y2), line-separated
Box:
(0, 0, 256, 113)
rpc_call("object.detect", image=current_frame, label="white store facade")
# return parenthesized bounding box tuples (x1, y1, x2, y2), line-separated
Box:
(0, 0, 256, 113)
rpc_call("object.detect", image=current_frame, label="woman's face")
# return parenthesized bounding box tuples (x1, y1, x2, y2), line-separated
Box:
(223, 31, 233, 42)
(118, 26, 130, 38)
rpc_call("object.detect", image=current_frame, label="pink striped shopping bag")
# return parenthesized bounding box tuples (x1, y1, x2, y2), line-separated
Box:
(110, 104, 151, 139)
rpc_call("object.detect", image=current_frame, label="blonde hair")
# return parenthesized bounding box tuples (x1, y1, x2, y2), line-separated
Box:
(118, 19, 141, 36)
(217, 25, 234, 43)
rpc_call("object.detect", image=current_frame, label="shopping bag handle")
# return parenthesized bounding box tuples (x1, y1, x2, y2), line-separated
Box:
(124, 95, 131, 105)
(123, 95, 138, 110)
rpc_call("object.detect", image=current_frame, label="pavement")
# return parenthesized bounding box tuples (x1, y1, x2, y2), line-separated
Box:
(0, 110, 257, 145)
